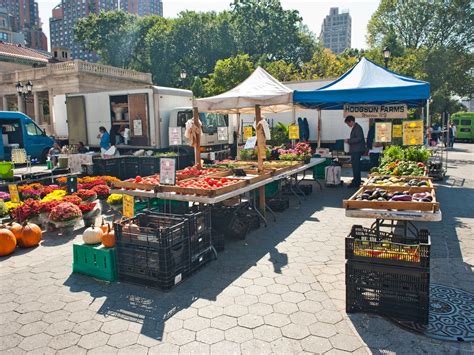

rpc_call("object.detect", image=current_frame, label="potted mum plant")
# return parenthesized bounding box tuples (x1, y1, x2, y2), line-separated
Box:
(79, 202, 99, 226)
(75, 189, 97, 203)
(49, 202, 82, 234)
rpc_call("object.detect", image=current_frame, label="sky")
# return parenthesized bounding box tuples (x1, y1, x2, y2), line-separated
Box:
(38, 0, 380, 51)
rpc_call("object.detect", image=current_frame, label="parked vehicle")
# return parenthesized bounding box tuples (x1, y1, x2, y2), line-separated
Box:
(451, 112, 474, 142)
(0, 111, 54, 162)
(52, 86, 235, 159)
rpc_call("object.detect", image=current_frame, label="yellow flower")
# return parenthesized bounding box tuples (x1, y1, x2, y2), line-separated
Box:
(5, 201, 23, 213)
(41, 190, 67, 202)
(106, 194, 123, 205)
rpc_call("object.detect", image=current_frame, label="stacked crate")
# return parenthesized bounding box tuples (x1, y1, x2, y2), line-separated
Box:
(345, 225, 431, 324)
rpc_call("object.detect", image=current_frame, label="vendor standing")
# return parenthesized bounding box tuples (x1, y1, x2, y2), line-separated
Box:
(344, 115, 366, 188)
(97, 126, 111, 152)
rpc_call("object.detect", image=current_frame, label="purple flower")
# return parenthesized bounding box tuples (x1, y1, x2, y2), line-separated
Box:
(0, 191, 10, 201)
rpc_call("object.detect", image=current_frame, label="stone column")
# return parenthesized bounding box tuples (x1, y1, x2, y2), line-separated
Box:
(48, 89, 56, 136)
(1, 96, 7, 111)
(33, 92, 41, 123)
(17, 94, 24, 113)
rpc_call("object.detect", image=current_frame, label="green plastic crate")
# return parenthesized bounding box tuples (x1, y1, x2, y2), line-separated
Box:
(256, 180, 280, 199)
(73, 244, 117, 282)
(313, 158, 331, 180)
(0, 162, 14, 179)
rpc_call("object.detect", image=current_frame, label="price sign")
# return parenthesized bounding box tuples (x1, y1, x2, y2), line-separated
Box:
(403, 120, 424, 145)
(392, 124, 403, 138)
(217, 127, 228, 141)
(160, 157, 176, 185)
(169, 127, 182, 146)
(244, 136, 257, 150)
(243, 126, 253, 140)
(375, 122, 392, 143)
(122, 194, 134, 218)
(8, 184, 20, 203)
(66, 176, 78, 194)
(289, 125, 300, 139)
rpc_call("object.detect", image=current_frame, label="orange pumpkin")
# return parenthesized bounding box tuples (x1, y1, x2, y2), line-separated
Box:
(0, 226, 16, 256)
(18, 223, 42, 248)
(7, 222, 23, 244)
(102, 225, 115, 248)
(100, 219, 110, 234)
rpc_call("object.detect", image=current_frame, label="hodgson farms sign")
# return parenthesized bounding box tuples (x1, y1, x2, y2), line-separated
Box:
(344, 104, 407, 119)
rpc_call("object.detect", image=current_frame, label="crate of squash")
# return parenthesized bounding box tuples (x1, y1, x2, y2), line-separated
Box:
(343, 187, 439, 212)
(364, 175, 434, 192)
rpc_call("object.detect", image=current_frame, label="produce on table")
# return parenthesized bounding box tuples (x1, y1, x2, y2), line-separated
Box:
(371, 160, 426, 176)
(355, 188, 434, 202)
(381, 146, 431, 164)
(102, 225, 115, 248)
(128, 175, 160, 185)
(366, 176, 429, 187)
(82, 224, 103, 245)
(176, 177, 240, 190)
(17, 223, 42, 248)
(176, 166, 222, 179)
(0, 226, 16, 256)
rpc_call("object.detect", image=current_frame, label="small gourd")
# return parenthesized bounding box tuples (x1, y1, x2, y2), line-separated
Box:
(7, 222, 23, 244)
(18, 223, 42, 248)
(102, 224, 115, 248)
(82, 224, 103, 245)
(100, 218, 109, 234)
(0, 225, 16, 257)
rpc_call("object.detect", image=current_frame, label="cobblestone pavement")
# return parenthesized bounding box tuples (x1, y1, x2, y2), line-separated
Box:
(1, 144, 473, 354)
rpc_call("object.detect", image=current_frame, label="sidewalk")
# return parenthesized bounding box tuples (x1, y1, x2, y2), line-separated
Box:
(1, 144, 473, 354)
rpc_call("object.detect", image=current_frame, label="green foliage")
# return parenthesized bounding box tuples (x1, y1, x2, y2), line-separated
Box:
(191, 77, 205, 98)
(381, 146, 431, 164)
(268, 123, 290, 146)
(203, 54, 254, 96)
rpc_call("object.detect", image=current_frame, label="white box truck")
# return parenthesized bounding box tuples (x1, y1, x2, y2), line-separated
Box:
(52, 86, 235, 159)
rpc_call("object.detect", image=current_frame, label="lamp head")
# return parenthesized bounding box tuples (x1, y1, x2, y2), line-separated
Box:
(180, 69, 187, 80)
(383, 47, 391, 59)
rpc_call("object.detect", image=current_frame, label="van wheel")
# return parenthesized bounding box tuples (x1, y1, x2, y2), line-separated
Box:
(40, 149, 50, 163)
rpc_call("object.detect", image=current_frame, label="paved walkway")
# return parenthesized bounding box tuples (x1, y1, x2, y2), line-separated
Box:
(1, 144, 473, 354)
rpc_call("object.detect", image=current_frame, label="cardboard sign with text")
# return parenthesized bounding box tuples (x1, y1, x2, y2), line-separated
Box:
(8, 184, 20, 203)
(160, 158, 177, 185)
(122, 194, 134, 218)
(344, 104, 407, 119)
(403, 120, 424, 145)
(289, 125, 300, 139)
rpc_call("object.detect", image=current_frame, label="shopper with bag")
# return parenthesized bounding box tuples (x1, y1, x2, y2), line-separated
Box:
(344, 115, 366, 188)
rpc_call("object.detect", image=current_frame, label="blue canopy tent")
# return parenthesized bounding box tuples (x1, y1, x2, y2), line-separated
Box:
(292, 57, 430, 146)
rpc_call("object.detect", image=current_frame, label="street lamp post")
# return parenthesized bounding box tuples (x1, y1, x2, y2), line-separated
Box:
(16, 80, 33, 114)
(180, 69, 187, 88)
(382, 47, 391, 69)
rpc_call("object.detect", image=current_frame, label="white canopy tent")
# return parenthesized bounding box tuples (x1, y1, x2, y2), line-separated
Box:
(193, 66, 294, 114)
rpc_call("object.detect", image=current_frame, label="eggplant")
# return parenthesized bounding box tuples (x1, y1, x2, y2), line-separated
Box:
(421, 197, 432, 202)
(390, 195, 412, 201)
(393, 191, 404, 196)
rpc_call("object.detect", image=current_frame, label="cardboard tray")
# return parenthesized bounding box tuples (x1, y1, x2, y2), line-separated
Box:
(343, 187, 439, 212)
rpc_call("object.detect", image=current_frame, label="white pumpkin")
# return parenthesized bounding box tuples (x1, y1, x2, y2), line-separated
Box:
(82, 225, 104, 245)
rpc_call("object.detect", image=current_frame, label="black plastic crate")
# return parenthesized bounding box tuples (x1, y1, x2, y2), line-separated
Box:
(118, 263, 188, 290)
(190, 231, 212, 256)
(267, 197, 290, 212)
(346, 260, 429, 324)
(139, 156, 160, 177)
(115, 213, 189, 249)
(121, 156, 140, 180)
(212, 230, 225, 252)
(345, 225, 430, 268)
(189, 247, 214, 274)
(93, 157, 122, 179)
(145, 209, 211, 237)
(299, 184, 313, 195)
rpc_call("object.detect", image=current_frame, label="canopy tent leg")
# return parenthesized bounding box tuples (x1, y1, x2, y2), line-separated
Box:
(426, 99, 431, 128)
(317, 108, 322, 148)
(193, 107, 202, 169)
(255, 104, 266, 217)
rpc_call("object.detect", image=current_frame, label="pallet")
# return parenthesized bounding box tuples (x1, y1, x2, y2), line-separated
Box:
(343, 187, 439, 212)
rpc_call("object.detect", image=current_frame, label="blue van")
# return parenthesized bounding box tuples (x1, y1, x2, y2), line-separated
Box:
(0, 111, 54, 162)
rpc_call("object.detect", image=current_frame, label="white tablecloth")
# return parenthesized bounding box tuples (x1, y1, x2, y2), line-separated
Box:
(59, 154, 94, 174)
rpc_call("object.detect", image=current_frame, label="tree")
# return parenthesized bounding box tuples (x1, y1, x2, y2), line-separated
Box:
(203, 54, 255, 96)
(191, 77, 205, 98)
(301, 47, 356, 80)
(263, 60, 299, 82)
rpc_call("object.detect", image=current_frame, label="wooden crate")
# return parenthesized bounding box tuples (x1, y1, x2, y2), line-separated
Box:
(343, 187, 439, 212)
(157, 178, 248, 197)
(363, 176, 434, 192)
(112, 180, 158, 192)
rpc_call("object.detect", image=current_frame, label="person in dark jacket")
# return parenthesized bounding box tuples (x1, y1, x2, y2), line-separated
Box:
(344, 115, 366, 188)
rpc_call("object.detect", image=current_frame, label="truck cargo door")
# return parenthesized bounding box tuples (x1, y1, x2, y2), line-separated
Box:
(66, 96, 87, 144)
(128, 94, 149, 146)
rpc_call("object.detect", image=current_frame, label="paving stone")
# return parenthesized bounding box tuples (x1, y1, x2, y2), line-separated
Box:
(17, 321, 49, 337)
(210, 340, 240, 355)
(77, 331, 109, 350)
(57, 345, 87, 355)
(298, 299, 324, 313)
(179, 341, 210, 354)
(290, 311, 317, 326)
(198, 305, 224, 319)
(253, 277, 274, 287)
(247, 303, 274, 316)
(0, 311, 20, 325)
(241, 338, 271, 355)
(87, 345, 118, 354)
(281, 323, 310, 339)
(224, 326, 253, 343)
(15, 302, 42, 314)
(330, 333, 363, 352)
(67, 309, 95, 323)
(253, 324, 281, 342)
(270, 336, 303, 354)
(281, 291, 306, 303)
(264, 312, 291, 327)
(266, 284, 290, 295)
(48, 332, 81, 350)
(18, 333, 52, 351)
(238, 314, 264, 329)
(174, 307, 198, 320)
(25, 345, 56, 355)
(0, 322, 22, 336)
(196, 328, 225, 344)
(163, 318, 184, 332)
(0, 333, 23, 351)
(108, 330, 139, 348)
(258, 293, 282, 305)
(211, 315, 238, 331)
(42, 310, 70, 324)
(63, 301, 89, 313)
(101, 319, 130, 335)
(273, 301, 299, 315)
(301, 335, 333, 353)
(149, 342, 180, 354)
(244, 285, 267, 296)
(316, 309, 343, 324)
(137, 333, 162, 347)
(234, 294, 259, 306)
(39, 301, 66, 313)
(118, 344, 148, 354)
(72, 319, 103, 335)
(223, 304, 248, 318)
(165, 329, 195, 346)
(308, 322, 338, 338)
(183, 317, 211, 332)
(274, 275, 296, 285)
(0, 302, 19, 314)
